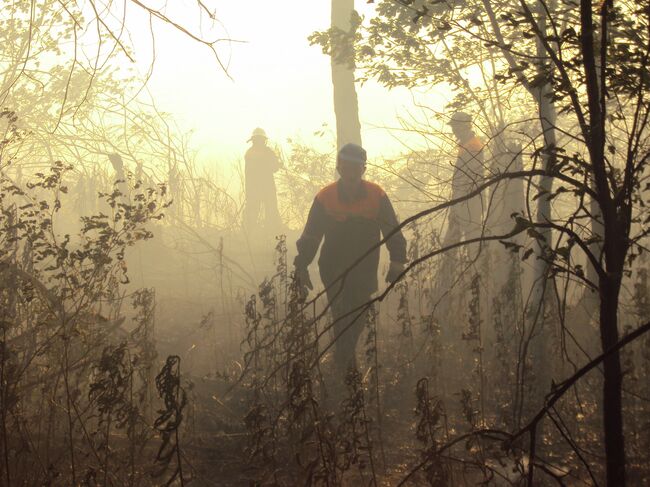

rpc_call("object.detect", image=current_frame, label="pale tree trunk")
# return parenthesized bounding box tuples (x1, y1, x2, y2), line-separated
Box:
(331, 0, 362, 149)
(482, 0, 558, 417)
(486, 135, 526, 284)
(485, 135, 525, 428)
(520, 5, 558, 424)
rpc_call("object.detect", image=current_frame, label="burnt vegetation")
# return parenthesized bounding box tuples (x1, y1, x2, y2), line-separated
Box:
(1, 0, 649, 486)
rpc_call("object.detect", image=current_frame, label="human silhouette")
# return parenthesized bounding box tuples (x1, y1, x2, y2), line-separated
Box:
(243, 128, 282, 231)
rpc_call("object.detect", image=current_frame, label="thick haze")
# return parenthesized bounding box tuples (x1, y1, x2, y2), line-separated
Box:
(126, 1, 448, 173)
(4, 2, 647, 485)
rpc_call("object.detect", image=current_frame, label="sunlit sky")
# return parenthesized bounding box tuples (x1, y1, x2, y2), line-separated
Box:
(125, 1, 451, 172)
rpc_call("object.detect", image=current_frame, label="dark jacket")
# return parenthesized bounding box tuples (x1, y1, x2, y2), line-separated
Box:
(295, 180, 407, 294)
(244, 145, 280, 194)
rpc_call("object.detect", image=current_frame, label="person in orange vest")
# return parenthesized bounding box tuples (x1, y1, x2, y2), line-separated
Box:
(294, 143, 407, 371)
(445, 111, 485, 247)
(243, 128, 282, 230)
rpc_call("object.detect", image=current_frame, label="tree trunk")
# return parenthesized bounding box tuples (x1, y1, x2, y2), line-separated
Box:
(485, 138, 525, 428)
(599, 267, 625, 486)
(580, 0, 628, 481)
(578, 27, 606, 323)
(331, 0, 362, 149)
(525, 5, 557, 419)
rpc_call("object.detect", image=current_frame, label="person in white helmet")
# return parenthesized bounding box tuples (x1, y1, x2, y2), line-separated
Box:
(243, 128, 282, 230)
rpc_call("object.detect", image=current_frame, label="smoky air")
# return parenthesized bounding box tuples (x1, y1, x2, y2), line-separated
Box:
(0, 1, 648, 486)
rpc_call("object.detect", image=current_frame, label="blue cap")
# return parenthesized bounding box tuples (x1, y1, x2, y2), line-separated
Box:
(337, 143, 367, 164)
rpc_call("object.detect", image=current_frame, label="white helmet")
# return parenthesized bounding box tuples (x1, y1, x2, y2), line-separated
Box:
(248, 127, 267, 141)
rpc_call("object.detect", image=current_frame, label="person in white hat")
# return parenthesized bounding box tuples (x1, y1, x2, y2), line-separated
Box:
(243, 128, 282, 230)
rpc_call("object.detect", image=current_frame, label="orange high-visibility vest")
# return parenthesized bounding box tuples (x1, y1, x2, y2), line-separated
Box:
(315, 181, 385, 222)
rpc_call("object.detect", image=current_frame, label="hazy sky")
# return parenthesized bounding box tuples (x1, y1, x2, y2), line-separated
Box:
(126, 1, 449, 172)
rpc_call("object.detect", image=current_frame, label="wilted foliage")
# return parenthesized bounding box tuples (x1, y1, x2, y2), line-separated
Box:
(1, 1, 649, 486)
(153, 355, 187, 486)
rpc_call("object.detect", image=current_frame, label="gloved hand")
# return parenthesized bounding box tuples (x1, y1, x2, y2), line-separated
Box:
(385, 261, 405, 283)
(294, 266, 313, 291)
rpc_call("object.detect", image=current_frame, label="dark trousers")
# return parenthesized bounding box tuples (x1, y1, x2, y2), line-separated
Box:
(325, 280, 371, 370)
(244, 182, 281, 229)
